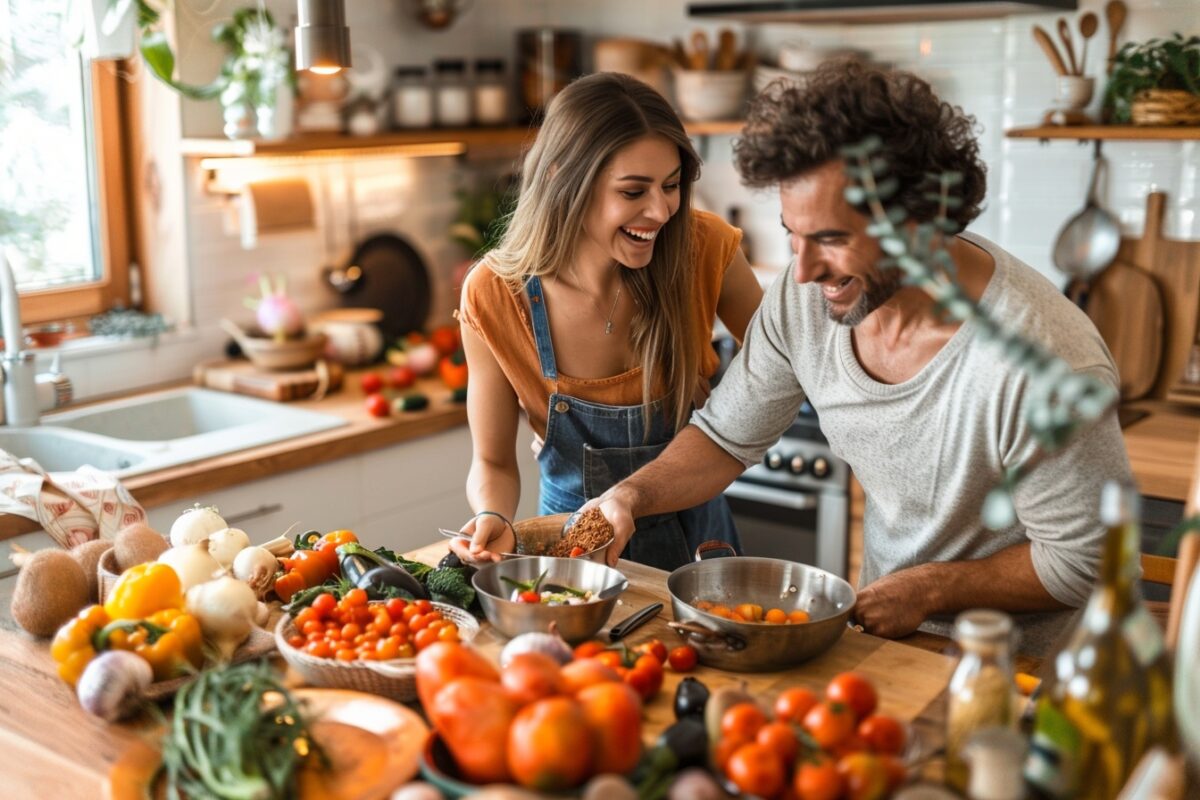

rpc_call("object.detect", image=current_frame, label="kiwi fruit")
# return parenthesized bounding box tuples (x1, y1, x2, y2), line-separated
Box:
(69, 539, 113, 603)
(11, 549, 90, 637)
(114, 522, 169, 572)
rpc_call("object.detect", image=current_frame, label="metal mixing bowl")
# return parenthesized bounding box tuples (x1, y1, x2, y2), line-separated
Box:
(667, 556, 856, 671)
(472, 556, 628, 643)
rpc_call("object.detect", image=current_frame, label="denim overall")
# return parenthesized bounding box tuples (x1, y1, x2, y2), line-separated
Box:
(526, 276, 741, 572)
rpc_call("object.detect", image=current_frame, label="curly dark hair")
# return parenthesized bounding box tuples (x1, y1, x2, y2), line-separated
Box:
(734, 59, 987, 230)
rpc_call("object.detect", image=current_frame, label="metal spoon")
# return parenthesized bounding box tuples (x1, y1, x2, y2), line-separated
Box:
(1052, 153, 1121, 284)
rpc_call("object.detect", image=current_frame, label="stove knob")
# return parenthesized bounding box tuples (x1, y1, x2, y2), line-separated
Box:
(810, 457, 831, 479)
(764, 451, 784, 470)
(788, 454, 807, 475)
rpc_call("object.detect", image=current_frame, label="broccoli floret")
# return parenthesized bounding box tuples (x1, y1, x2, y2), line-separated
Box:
(426, 567, 475, 610)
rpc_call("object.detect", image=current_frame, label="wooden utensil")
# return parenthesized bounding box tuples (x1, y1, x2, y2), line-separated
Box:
(690, 30, 710, 70)
(1079, 12, 1099, 75)
(1032, 25, 1069, 77)
(670, 37, 690, 69)
(1057, 18, 1079, 75)
(1105, 0, 1127, 74)
(714, 28, 738, 71)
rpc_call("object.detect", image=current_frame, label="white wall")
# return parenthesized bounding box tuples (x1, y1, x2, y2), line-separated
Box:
(77, 0, 1197, 402)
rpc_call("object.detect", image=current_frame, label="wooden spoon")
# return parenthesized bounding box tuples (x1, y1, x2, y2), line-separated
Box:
(1079, 12, 1099, 75)
(1057, 17, 1079, 75)
(1032, 25, 1068, 77)
(1105, 0, 1127, 74)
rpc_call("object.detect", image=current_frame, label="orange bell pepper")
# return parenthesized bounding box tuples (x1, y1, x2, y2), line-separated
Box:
(50, 604, 110, 686)
(439, 350, 469, 391)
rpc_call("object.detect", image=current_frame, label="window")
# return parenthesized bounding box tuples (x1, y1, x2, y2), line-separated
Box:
(0, 1, 131, 325)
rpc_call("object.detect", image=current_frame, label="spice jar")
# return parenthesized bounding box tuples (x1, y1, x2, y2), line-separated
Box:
(946, 609, 1016, 793)
(473, 58, 509, 126)
(391, 66, 432, 129)
(434, 58, 471, 127)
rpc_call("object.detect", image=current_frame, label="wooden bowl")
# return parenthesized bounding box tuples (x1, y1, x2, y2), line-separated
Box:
(238, 332, 328, 371)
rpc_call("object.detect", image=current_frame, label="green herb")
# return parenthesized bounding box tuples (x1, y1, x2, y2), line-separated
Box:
(426, 567, 476, 609)
(155, 660, 323, 800)
(1104, 34, 1200, 123)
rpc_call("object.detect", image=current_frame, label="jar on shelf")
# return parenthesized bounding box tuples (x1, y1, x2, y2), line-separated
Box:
(473, 58, 509, 126)
(433, 58, 471, 127)
(391, 66, 432, 129)
(945, 609, 1016, 793)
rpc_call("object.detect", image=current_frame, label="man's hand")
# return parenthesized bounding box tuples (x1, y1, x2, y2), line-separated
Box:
(853, 565, 937, 639)
(580, 487, 637, 568)
(448, 513, 514, 565)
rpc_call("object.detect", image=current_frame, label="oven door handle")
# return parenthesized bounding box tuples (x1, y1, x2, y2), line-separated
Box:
(724, 481, 819, 511)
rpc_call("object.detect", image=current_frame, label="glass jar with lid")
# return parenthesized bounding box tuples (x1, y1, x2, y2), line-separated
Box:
(473, 58, 509, 126)
(391, 66, 432, 129)
(945, 609, 1016, 793)
(433, 58, 471, 127)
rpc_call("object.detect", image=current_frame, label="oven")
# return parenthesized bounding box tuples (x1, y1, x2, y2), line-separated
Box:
(712, 336, 850, 578)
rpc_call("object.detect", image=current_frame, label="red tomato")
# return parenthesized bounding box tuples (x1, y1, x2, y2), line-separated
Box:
(803, 701, 857, 750)
(775, 686, 820, 724)
(360, 372, 383, 394)
(311, 592, 336, 617)
(721, 702, 768, 742)
(624, 653, 664, 701)
(572, 640, 606, 660)
(384, 598, 408, 620)
(794, 752, 844, 800)
(756, 721, 799, 767)
(837, 751, 888, 800)
(826, 672, 878, 721)
(429, 325, 461, 356)
(364, 392, 390, 418)
(387, 365, 416, 389)
(857, 713, 907, 755)
(725, 742, 786, 799)
(667, 645, 698, 672)
(634, 639, 668, 664)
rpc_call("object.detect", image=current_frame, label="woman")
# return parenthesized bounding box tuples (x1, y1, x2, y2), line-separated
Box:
(451, 72, 762, 571)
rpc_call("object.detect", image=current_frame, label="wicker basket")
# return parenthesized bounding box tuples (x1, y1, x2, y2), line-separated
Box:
(97, 547, 123, 604)
(274, 602, 480, 702)
(1131, 89, 1200, 126)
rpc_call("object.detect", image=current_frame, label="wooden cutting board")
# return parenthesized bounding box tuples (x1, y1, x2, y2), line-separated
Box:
(1084, 258, 1164, 400)
(193, 359, 344, 402)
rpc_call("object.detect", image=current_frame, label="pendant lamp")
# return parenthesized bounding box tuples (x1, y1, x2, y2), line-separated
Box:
(295, 0, 351, 74)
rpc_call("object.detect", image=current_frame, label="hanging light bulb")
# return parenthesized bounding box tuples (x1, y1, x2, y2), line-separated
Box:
(295, 0, 351, 74)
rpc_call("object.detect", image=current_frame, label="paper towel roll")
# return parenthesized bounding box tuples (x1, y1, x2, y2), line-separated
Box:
(239, 178, 315, 249)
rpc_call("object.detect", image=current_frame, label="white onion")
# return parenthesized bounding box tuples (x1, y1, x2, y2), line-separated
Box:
(158, 541, 223, 591)
(169, 505, 227, 548)
(208, 527, 251, 568)
(499, 624, 572, 668)
(232, 546, 278, 599)
(186, 575, 257, 663)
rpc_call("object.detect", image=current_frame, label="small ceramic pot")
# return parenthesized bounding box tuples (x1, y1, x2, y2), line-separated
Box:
(312, 308, 385, 366)
(1053, 76, 1094, 110)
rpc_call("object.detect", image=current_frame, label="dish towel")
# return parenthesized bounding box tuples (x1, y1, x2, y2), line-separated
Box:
(0, 451, 146, 547)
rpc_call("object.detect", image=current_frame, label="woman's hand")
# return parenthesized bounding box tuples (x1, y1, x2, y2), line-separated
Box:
(448, 513, 515, 564)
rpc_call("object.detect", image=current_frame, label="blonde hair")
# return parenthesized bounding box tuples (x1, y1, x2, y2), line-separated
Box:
(485, 72, 703, 433)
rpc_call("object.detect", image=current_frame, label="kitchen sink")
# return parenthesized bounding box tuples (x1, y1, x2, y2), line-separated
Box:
(0, 388, 346, 478)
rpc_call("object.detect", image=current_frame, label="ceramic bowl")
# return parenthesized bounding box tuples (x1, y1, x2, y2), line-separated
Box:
(238, 331, 327, 371)
(672, 69, 748, 121)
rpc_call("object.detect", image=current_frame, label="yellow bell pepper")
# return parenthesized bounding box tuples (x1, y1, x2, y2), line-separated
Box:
(50, 604, 110, 686)
(103, 562, 184, 621)
(98, 608, 204, 681)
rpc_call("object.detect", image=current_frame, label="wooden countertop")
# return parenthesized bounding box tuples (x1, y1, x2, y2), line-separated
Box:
(1122, 400, 1200, 503)
(0, 541, 960, 797)
(0, 373, 468, 541)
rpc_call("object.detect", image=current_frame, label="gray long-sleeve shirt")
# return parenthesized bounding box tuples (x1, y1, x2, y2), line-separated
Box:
(692, 232, 1132, 656)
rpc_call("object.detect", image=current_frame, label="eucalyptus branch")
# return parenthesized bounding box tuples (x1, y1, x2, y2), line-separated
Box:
(841, 136, 1119, 528)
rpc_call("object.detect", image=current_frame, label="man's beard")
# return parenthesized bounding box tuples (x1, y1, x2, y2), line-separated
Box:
(823, 269, 904, 327)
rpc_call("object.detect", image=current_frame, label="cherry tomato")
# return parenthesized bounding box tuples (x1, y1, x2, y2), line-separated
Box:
(775, 686, 820, 724)
(343, 588, 369, 608)
(414, 627, 439, 651)
(624, 653, 664, 701)
(667, 645, 698, 672)
(311, 592, 336, 617)
(755, 721, 799, 767)
(721, 702, 768, 742)
(826, 671, 878, 721)
(794, 752, 844, 800)
(305, 640, 333, 659)
(287, 634, 305, 648)
(857, 713, 907, 755)
(387, 365, 416, 389)
(837, 751, 888, 800)
(595, 651, 623, 671)
(364, 392, 390, 418)
(293, 607, 319, 629)
(414, 599, 433, 614)
(724, 742, 786, 800)
(634, 639, 668, 664)
(384, 598, 408, 619)
(360, 372, 383, 394)
(518, 590, 541, 604)
(803, 701, 857, 750)
(573, 640, 606, 660)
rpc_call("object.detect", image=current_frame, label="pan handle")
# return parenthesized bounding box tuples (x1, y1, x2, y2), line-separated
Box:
(694, 541, 738, 561)
(668, 620, 746, 651)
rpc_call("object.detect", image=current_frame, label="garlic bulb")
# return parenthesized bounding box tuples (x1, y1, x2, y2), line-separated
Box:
(231, 546, 277, 599)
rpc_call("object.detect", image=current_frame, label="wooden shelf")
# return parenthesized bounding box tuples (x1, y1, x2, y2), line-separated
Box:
(1006, 124, 1200, 142)
(181, 120, 746, 159)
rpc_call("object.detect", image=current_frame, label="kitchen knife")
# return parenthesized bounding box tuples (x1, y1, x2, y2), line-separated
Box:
(608, 602, 663, 641)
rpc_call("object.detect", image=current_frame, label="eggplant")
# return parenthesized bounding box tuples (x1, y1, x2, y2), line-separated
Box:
(655, 718, 708, 770)
(338, 543, 428, 599)
(674, 676, 710, 721)
(438, 550, 477, 579)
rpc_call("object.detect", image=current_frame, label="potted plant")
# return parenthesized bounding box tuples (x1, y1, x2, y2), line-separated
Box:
(211, 9, 293, 140)
(1104, 33, 1200, 125)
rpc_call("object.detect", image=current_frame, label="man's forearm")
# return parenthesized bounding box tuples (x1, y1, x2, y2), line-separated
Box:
(620, 425, 746, 517)
(920, 541, 1070, 614)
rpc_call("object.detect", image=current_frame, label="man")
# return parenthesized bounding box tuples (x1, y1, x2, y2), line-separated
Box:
(590, 60, 1132, 655)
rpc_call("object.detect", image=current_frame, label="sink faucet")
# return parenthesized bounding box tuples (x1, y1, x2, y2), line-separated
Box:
(0, 253, 72, 426)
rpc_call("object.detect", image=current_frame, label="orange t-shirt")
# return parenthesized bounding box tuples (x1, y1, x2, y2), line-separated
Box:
(457, 209, 742, 439)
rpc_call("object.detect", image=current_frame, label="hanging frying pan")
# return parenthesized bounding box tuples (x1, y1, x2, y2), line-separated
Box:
(333, 232, 433, 339)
